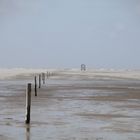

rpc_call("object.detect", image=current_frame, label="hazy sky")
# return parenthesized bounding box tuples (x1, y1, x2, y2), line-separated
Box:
(0, 0, 140, 68)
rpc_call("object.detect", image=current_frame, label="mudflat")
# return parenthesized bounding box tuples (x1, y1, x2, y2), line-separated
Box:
(0, 70, 140, 140)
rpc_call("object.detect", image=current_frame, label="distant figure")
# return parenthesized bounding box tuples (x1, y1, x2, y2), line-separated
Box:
(81, 64, 86, 71)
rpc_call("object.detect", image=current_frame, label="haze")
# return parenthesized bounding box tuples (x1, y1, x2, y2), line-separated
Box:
(0, 0, 140, 69)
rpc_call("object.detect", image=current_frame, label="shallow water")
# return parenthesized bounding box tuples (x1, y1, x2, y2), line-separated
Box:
(0, 72, 140, 140)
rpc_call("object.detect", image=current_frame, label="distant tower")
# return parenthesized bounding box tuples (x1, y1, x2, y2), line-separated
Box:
(81, 64, 86, 71)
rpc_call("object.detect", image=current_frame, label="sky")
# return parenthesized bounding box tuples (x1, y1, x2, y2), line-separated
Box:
(0, 0, 140, 69)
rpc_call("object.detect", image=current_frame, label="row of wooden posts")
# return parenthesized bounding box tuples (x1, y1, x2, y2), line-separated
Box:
(25, 72, 53, 124)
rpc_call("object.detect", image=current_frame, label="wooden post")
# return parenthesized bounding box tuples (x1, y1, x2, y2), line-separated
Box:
(47, 71, 49, 79)
(42, 73, 45, 84)
(39, 74, 41, 88)
(34, 76, 37, 96)
(25, 83, 31, 124)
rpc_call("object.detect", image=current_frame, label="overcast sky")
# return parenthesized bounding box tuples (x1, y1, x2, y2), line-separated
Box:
(0, 0, 140, 68)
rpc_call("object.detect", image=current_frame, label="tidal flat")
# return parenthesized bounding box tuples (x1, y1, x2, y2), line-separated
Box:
(0, 69, 140, 140)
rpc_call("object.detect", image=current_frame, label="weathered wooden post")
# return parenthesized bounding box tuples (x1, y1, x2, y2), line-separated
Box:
(39, 74, 41, 88)
(42, 73, 45, 84)
(25, 83, 31, 124)
(47, 71, 49, 79)
(34, 76, 37, 96)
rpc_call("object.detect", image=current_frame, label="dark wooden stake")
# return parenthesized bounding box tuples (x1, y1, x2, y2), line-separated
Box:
(48, 72, 51, 77)
(25, 83, 31, 124)
(34, 76, 37, 96)
(39, 74, 41, 88)
(47, 71, 49, 79)
(42, 73, 45, 84)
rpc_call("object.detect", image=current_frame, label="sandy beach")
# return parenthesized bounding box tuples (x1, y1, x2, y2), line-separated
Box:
(0, 69, 140, 140)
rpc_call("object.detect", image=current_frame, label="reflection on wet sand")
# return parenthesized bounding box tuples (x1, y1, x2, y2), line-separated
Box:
(26, 125, 30, 140)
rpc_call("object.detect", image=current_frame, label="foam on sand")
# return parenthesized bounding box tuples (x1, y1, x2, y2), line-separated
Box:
(0, 68, 48, 79)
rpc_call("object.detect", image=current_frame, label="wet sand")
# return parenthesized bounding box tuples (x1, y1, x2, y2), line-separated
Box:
(0, 70, 140, 140)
